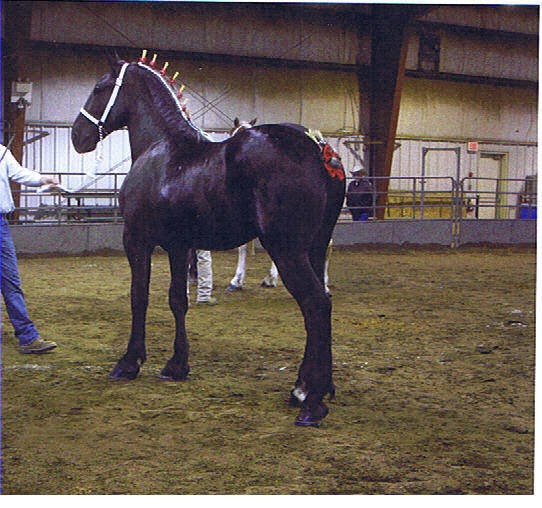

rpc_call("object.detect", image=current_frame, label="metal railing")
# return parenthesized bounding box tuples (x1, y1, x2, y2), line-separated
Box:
(340, 175, 536, 223)
(10, 172, 127, 224)
(8, 175, 537, 226)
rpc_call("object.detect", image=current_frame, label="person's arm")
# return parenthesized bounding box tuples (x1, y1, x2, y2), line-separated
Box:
(5, 148, 58, 187)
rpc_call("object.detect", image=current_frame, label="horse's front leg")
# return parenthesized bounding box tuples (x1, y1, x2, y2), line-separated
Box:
(159, 245, 190, 380)
(110, 238, 153, 380)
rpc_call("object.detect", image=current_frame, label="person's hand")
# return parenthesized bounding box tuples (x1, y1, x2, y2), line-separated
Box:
(40, 176, 60, 186)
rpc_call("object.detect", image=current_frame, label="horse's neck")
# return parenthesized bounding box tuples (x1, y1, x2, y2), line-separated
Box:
(127, 68, 209, 161)
(127, 103, 202, 161)
(127, 103, 168, 161)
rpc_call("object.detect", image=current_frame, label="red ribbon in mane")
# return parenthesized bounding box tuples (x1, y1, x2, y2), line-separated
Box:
(322, 144, 345, 181)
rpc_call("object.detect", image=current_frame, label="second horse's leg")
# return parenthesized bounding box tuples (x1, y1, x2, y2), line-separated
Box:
(226, 244, 247, 291)
(260, 261, 279, 287)
(159, 245, 190, 380)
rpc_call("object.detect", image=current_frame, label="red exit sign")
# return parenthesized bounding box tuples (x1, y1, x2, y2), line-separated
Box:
(467, 141, 479, 153)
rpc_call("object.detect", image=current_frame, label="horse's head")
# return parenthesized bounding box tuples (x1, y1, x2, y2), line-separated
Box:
(229, 117, 257, 137)
(72, 53, 131, 153)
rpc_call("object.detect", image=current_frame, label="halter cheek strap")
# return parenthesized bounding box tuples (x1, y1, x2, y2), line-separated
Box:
(79, 62, 129, 175)
(79, 62, 130, 128)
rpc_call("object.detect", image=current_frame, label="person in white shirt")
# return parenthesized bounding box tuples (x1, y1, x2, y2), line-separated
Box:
(0, 143, 60, 353)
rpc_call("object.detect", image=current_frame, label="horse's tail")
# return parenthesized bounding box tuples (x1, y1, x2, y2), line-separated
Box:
(322, 169, 346, 241)
(308, 152, 345, 296)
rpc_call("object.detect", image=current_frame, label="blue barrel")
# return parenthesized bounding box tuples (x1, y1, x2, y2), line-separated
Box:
(519, 204, 537, 219)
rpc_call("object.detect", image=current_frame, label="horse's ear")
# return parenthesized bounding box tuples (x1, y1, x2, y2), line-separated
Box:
(250, 118, 257, 126)
(105, 49, 122, 74)
(234, 117, 240, 128)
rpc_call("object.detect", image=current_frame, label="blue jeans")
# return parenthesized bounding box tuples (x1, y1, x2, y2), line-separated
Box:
(1, 217, 39, 345)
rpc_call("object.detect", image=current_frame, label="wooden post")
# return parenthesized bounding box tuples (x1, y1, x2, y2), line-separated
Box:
(3, 1, 33, 222)
(368, 7, 412, 219)
(357, 5, 433, 219)
(7, 101, 27, 221)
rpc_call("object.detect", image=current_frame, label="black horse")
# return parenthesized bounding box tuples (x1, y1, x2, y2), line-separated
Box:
(71, 54, 345, 426)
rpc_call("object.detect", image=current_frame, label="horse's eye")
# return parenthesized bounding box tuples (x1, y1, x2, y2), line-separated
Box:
(94, 76, 115, 93)
(94, 82, 109, 92)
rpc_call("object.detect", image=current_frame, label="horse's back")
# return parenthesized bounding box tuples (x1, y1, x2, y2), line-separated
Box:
(226, 124, 320, 178)
(225, 124, 343, 250)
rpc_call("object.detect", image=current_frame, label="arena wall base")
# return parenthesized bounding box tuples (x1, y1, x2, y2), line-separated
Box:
(333, 220, 454, 246)
(11, 224, 125, 255)
(10, 219, 536, 255)
(458, 219, 537, 246)
(332, 219, 536, 247)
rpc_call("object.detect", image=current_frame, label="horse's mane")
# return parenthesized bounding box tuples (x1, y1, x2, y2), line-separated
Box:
(133, 62, 214, 144)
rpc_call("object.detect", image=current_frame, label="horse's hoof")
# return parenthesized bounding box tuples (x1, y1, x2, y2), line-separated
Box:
(225, 283, 242, 292)
(288, 392, 303, 407)
(109, 363, 139, 381)
(294, 403, 329, 427)
(156, 373, 189, 381)
(260, 280, 277, 288)
(158, 364, 189, 381)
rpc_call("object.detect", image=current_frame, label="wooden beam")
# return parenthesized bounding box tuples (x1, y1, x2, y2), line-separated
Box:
(365, 6, 422, 219)
(3, 1, 33, 220)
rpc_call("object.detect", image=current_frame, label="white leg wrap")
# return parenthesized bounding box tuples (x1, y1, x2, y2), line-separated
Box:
(269, 262, 279, 284)
(292, 387, 307, 403)
(196, 250, 213, 300)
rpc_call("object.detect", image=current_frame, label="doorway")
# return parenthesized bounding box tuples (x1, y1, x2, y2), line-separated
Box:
(476, 152, 508, 219)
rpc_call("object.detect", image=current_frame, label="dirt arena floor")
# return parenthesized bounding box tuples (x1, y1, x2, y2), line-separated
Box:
(1, 245, 535, 494)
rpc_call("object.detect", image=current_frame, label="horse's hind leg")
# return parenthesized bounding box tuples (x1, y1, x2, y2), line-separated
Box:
(110, 235, 153, 380)
(159, 245, 190, 380)
(270, 251, 333, 426)
(310, 232, 334, 296)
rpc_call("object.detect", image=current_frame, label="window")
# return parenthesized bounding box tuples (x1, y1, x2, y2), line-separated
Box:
(418, 33, 441, 73)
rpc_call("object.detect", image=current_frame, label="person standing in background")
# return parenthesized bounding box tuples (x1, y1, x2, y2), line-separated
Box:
(346, 168, 374, 221)
(187, 248, 217, 306)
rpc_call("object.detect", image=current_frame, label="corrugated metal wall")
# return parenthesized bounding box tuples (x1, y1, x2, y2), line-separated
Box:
(22, 48, 359, 133)
(398, 79, 537, 143)
(420, 5, 539, 34)
(17, 2, 537, 185)
(23, 52, 537, 141)
(439, 33, 537, 81)
(29, 1, 360, 65)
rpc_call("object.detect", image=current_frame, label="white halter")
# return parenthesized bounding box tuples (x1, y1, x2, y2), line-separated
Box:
(79, 62, 130, 129)
(79, 62, 129, 175)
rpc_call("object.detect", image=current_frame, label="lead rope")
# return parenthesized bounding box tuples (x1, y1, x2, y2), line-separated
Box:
(90, 124, 105, 177)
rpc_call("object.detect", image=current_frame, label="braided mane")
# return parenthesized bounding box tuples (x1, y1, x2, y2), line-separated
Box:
(134, 62, 214, 143)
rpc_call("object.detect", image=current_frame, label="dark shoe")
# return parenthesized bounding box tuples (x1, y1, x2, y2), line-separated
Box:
(19, 337, 57, 354)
